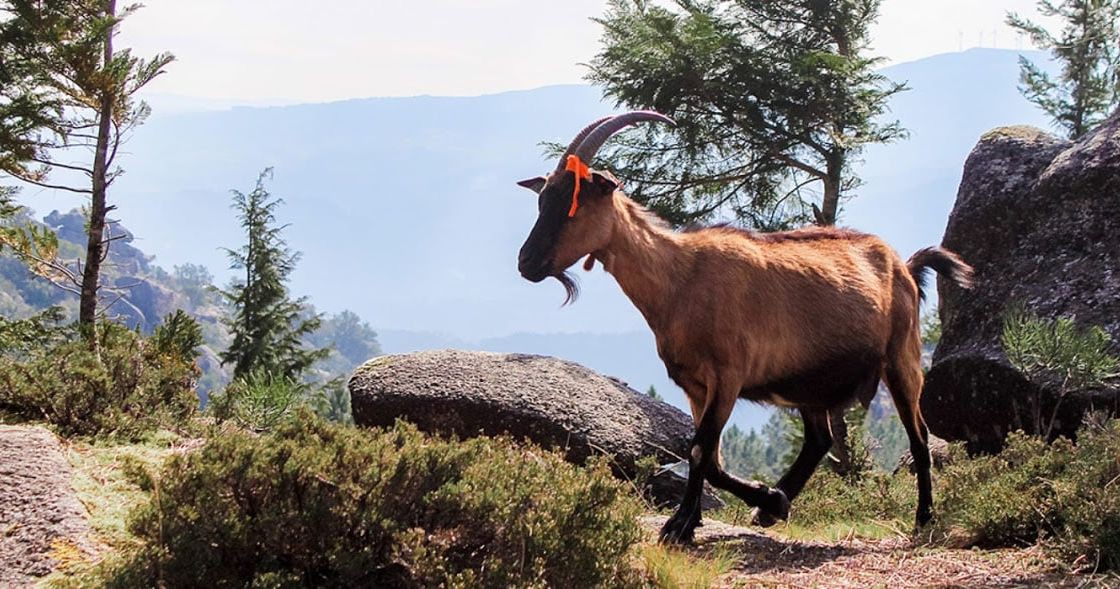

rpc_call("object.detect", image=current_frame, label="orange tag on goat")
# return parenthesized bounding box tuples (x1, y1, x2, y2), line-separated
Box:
(565, 155, 591, 217)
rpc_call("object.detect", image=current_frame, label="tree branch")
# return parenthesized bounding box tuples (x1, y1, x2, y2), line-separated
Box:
(27, 157, 93, 175)
(10, 175, 93, 194)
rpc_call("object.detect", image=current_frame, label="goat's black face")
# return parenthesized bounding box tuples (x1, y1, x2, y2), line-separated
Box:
(517, 111, 671, 304)
(517, 172, 576, 283)
(516, 169, 617, 303)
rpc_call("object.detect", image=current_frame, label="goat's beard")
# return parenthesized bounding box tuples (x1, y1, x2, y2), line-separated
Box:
(553, 271, 580, 306)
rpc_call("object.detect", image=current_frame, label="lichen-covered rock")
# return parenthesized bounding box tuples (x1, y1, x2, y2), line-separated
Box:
(349, 350, 721, 506)
(923, 115, 1120, 453)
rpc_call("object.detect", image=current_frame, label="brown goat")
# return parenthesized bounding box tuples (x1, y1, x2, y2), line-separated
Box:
(516, 112, 974, 544)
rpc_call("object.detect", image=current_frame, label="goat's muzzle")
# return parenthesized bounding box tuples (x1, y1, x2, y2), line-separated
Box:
(518, 252, 551, 283)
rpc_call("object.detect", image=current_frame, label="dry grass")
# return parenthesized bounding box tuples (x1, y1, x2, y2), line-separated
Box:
(638, 542, 737, 588)
(37, 430, 191, 586)
(62, 430, 186, 551)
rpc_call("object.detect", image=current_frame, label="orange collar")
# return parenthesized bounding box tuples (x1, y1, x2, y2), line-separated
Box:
(564, 155, 591, 217)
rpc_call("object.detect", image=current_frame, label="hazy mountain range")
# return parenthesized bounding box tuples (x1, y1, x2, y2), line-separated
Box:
(21, 48, 1052, 430)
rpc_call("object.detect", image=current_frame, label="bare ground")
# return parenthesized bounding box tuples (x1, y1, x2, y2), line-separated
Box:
(640, 515, 1120, 588)
(0, 426, 94, 588)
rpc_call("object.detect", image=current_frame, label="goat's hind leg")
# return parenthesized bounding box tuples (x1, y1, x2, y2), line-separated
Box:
(886, 357, 933, 527)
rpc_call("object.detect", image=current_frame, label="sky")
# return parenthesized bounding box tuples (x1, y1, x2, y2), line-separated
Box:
(118, 0, 1048, 104)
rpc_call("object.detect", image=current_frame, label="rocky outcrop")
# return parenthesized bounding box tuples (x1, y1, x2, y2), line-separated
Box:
(349, 350, 721, 507)
(108, 276, 181, 333)
(923, 116, 1120, 453)
(0, 426, 94, 586)
(43, 209, 150, 274)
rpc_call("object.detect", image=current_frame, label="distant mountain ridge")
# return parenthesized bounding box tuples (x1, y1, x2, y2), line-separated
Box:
(24, 48, 1047, 339)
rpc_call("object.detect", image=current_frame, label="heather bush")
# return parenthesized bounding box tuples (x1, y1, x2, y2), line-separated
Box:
(0, 306, 70, 356)
(105, 415, 643, 587)
(936, 420, 1120, 570)
(0, 316, 199, 437)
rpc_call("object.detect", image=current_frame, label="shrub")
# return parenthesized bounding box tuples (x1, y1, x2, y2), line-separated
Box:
(308, 379, 354, 424)
(0, 317, 198, 437)
(936, 420, 1120, 570)
(207, 370, 306, 431)
(0, 306, 70, 356)
(210, 370, 355, 430)
(105, 416, 643, 588)
(788, 468, 914, 529)
(1001, 306, 1119, 438)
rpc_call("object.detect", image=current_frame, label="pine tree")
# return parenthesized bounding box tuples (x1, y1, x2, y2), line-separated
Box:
(1008, 0, 1120, 138)
(219, 169, 329, 382)
(0, 0, 174, 348)
(0, 0, 64, 183)
(587, 0, 906, 229)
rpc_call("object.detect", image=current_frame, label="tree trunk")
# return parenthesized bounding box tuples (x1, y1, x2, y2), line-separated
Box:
(818, 177, 839, 227)
(78, 0, 115, 349)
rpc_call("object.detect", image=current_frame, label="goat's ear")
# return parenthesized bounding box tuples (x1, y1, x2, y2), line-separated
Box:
(590, 171, 618, 193)
(516, 176, 547, 193)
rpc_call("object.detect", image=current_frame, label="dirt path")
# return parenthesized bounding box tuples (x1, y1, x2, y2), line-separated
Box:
(640, 515, 1116, 588)
(0, 426, 93, 587)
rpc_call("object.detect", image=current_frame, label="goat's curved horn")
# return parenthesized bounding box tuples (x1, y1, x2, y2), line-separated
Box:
(574, 111, 675, 164)
(556, 116, 614, 172)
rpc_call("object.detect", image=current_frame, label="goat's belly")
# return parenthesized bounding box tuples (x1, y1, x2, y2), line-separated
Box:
(739, 353, 882, 410)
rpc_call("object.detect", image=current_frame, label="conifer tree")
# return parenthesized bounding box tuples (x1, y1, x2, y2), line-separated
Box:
(1008, 0, 1120, 138)
(587, 0, 906, 229)
(219, 169, 329, 382)
(0, 0, 174, 348)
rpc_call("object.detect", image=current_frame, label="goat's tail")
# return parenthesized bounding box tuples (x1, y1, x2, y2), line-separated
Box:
(907, 247, 974, 302)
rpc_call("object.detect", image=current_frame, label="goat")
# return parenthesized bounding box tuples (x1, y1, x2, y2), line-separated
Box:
(516, 111, 974, 544)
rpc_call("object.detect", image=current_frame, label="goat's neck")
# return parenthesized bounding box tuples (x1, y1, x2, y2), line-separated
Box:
(596, 196, 687, 328)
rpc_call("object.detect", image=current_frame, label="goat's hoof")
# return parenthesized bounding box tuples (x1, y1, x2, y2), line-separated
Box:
(751, 508, 778, 528)
(659, 509, 700, 545)
(750, 489, 790, 528)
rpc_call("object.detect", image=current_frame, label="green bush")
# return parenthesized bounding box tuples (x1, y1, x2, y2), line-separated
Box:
(210, 370, 354, 430)
(0, 318, 199, 437)
(790, 468, 914, 527)
(936, 421, 1120, 570)
(207, 370, 306, 431)
(0, 306, 70, 356)
(712, 466, 915, 538)
(1001, 306, 1119, 438)
(105, 416, 642, 588)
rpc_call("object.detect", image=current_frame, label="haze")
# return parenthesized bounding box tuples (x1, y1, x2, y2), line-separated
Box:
(118, 0, 1047, 104)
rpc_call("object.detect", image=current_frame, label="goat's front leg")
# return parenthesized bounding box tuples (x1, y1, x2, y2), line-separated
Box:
(707, 444, 790, 523)
(660, 385, 737, 544)
(752, 408, 831, 527)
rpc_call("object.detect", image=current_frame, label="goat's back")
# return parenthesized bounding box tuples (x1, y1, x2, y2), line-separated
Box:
(663, 226, 919, 389)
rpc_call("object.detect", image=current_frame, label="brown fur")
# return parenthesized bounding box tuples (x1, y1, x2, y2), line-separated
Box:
(601, 199, 901, 409)
(519, 176, 973, 542)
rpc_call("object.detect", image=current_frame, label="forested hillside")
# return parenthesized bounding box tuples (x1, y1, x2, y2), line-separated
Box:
(0, 207, 379, 400)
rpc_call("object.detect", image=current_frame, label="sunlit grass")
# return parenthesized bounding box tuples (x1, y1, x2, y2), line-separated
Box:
(638, 543, 737, 589)
(776, 519, 908, 543)
(34, 430, 186, 587)
(710, 499, 906, 543)
(63, 430, 183, 550)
